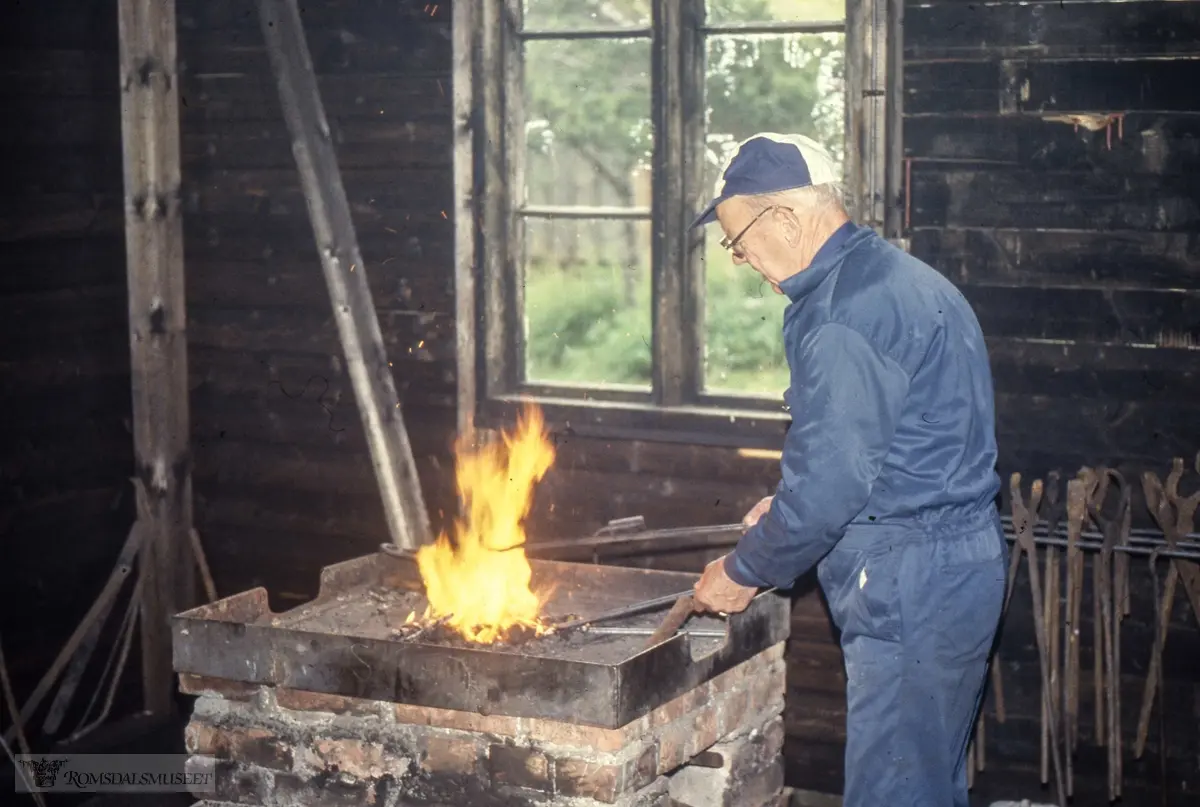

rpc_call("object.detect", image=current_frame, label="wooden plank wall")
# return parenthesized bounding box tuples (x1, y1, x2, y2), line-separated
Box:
(905, 0, 1200, 498)
(177, 0, 459, 607)
(0, 1, 137, 704)
(900, 0, 1200, 803)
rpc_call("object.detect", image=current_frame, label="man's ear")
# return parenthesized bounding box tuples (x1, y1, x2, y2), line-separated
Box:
(778, 209, 803, 246)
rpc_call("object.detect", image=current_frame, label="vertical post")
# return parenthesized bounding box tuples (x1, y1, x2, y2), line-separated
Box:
(117, 0, 194, 716)
(846, 0, 890, 236)
(652, 0, 704, 406)
(883, 0, 907, 248)
(453, 0, 478, 440)
(255, 0, 431, 550)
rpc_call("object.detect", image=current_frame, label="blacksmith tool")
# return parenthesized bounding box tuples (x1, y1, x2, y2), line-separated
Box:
(1135, 457, 1200, 759)
(642, 594, 697, 649)
(1038, 472, 1064, 787)
(581, 626, 728, 640)
(550, 590, 697, 633)
(1010, 473, 1066, 807)
(1085, 467, 1130, 800)
(991, 473, 1050, 724)
(379, 518, 746, 564)
(1063, 475, 1088, 797)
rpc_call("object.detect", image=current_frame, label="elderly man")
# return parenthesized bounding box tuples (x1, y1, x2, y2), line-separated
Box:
(690, 132, 1007, 807)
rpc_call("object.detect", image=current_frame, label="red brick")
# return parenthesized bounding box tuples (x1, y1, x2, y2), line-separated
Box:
(179, 674, 258, 700)
(394, 702, 521, 737)
(521, 715, 635, 752)
(185, 722, 219, 756)
(718, 688, 752, 738)
(423, 735, 483, 776)
(555, 757, 623, 802)
(275, 688, 378, 716)
(631, 743, 658, 792)
(488, 744, 551, 792)
(688, 706, 722, 758)
(185, 723, 293, 772)
(656, 721, 692, 775)
(313, 738, 389, 780)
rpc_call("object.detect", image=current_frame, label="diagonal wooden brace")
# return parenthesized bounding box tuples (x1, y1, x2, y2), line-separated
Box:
(255, 0, 432, 550)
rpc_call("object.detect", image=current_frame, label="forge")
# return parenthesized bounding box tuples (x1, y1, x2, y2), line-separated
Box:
(174, 551, 791, 807)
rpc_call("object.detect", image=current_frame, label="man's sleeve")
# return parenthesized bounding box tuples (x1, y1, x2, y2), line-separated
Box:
(724, 322, 911, 589)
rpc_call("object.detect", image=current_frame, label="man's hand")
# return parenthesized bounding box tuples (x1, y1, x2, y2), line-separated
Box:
(742, 495, 774, 530)
(693, 554, 758, 615)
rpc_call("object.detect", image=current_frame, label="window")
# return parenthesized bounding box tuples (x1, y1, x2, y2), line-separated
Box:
(458, 0, 898, 447)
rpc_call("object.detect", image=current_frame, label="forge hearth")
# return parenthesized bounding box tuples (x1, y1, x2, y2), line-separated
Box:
(174, 552, 791, 807)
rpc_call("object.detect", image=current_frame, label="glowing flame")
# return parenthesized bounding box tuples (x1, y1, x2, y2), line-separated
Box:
(414, 405, 555, 643)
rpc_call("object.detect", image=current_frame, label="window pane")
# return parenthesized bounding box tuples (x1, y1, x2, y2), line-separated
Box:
(702, 31, 845, 396)
(706, 0, 845, 25)
(523, 38, 652, 207)
(523, 0, 651, 32)
(522, 215, 652, 388)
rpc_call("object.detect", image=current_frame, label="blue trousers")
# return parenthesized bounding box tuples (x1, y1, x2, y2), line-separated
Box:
(818, 512, 1007, 807)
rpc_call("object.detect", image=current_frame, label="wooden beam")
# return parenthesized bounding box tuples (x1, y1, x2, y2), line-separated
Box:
(254, 0, 431, 550)
(117, 0, 194, 717)
(453, 0, 478, 439)
(651, 0, 703, 406)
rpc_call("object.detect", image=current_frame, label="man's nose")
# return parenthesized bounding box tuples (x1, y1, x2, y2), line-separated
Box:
(731, 251, 747, 265)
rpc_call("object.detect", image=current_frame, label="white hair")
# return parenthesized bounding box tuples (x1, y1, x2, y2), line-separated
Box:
(744, 182, 847, 216)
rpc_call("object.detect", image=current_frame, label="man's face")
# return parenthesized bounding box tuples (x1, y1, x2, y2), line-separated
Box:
(714, 197, 797, 293)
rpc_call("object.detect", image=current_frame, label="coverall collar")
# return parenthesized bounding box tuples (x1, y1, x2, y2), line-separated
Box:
(778, 220, 861, 303)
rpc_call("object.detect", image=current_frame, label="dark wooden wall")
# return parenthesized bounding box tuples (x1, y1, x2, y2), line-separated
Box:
(905, 0, 1200, 499)
(0, 1, 136, 711)
(179, 0, 459, 607)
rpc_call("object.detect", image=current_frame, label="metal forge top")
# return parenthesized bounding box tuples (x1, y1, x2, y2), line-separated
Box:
(172, 552, 790, 728)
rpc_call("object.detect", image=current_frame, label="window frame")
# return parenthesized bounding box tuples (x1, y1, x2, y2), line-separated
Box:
(453, 0, 901, 448)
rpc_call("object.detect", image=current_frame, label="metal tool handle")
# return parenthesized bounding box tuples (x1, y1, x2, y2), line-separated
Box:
(550, 590, 696, 632)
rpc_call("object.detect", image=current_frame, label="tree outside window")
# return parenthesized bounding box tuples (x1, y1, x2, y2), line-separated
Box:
(519, 0, 845, 400)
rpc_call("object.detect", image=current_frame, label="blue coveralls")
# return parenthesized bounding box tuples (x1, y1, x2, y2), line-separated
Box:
(725, 222, 1008, 807)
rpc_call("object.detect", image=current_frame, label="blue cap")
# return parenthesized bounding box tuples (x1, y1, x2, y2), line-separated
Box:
(690, 132, 839, 229)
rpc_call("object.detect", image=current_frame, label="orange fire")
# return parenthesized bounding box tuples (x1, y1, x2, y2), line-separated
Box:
(414, 405, 555, 643)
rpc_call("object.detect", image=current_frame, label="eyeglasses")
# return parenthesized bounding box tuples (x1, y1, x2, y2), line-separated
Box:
(719, 205, 793, 259)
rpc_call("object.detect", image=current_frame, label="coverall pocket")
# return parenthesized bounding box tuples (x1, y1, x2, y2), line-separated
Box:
(818, 545, 902, 644)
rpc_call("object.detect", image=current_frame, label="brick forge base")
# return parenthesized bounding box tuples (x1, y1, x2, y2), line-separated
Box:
(181, 642, 786, 807)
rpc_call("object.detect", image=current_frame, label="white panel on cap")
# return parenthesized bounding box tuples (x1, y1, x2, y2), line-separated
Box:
(712, 131, 838, 197)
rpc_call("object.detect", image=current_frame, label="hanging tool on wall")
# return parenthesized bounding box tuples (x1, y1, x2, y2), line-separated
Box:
(1038, 472, 1065, 787)
(1062, 474, 1089, 798)
(1009, 473, 1067, 807)
(1086, 467, 1132, 801)
(1135, 456, 1200, 759)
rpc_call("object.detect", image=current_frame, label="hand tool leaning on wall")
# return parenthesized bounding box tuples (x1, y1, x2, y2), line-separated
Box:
(1008, 473, 1067, 807)
(1084, 466, 1132, 801)
(1135, 455, 1200, 759)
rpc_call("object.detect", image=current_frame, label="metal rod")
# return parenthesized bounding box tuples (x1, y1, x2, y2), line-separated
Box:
(999, 515, 1199, 545)
(581, 626, 728, 639)
(551, 590, 696, 632)
(1004, 535, 1200, 562)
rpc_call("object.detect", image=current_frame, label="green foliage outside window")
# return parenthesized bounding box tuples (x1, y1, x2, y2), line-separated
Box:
(520, 0, 845, 396)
